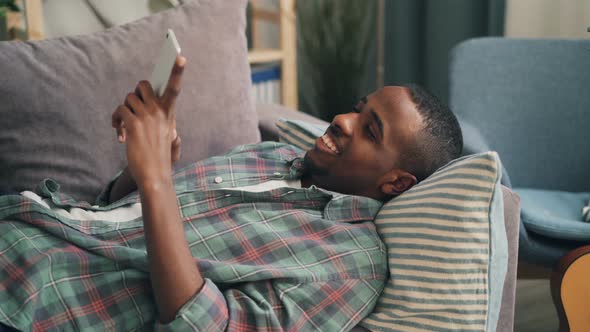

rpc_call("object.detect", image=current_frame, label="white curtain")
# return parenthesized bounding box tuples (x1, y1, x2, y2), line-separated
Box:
(505, 0, 590, 38)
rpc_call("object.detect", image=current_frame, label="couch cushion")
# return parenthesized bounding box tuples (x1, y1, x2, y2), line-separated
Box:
(360, 152, 506, 332)
(516, 188, 590, 241)
(0, 0, 258, 203)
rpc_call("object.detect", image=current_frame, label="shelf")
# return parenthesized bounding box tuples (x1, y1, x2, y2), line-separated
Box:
(1, 0, 44, 41)
(248, 49, 284, 64)
(248, 0, 297, 109)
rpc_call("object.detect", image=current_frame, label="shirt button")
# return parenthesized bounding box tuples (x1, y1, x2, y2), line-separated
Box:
(46, 179, 60, 192)
(214, 176, 223, 184)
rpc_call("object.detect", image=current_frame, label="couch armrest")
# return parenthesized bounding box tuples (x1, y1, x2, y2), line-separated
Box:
(256, 103, 329, 142)
(497, 185, 520, 332)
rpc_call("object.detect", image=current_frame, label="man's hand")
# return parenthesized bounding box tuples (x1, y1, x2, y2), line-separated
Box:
(107, 57, 184, 204)
(111, 56, 186, 189)
(116, 112, 182, 165)
(111, 55, 204, 324)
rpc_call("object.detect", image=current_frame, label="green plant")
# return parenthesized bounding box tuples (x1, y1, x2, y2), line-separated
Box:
(297, 0, 375, 121)
(0, 0, 20, 13)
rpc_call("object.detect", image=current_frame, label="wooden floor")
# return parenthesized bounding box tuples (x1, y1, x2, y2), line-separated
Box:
(514, 279, 559, 332)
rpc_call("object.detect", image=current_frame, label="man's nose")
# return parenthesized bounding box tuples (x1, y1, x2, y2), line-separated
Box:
(331, 113, 356, 137)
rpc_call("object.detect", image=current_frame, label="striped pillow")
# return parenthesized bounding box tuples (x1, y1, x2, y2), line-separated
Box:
(276, 119, 506, 332)
(359, 152, 505, 332)
(276, 118, 328, 151)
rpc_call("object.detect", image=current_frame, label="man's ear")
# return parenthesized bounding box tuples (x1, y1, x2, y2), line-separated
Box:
(379, 169, 417, 196)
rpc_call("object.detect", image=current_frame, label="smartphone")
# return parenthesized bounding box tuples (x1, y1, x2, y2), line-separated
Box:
(149, 29, 181, 97)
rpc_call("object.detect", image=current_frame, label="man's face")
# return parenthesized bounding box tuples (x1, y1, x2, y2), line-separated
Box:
(303, 86, 423, 199)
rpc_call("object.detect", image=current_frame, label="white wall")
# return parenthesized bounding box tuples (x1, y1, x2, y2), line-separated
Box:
(505, 0, 590, 38)
(42, 0, 174, 38)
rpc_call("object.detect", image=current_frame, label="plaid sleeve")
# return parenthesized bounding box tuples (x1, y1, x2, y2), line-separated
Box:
(94, 169, 124, 206)
(155, 278, 229, 332)
(157, 277, 383, 331)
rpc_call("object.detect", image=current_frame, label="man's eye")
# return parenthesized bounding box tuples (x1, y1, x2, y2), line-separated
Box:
(365, 126, 376, 142)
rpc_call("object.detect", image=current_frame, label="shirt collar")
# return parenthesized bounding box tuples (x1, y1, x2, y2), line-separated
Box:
(288, 157, 306, 178)
(288, 156, 383, 222)
(321, 190, 383, 222)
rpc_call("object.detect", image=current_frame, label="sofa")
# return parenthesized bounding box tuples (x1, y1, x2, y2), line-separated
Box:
(0, 1, 520, 331)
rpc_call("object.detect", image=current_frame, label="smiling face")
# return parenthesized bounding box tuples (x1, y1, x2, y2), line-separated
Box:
(302, 86, 424, 200)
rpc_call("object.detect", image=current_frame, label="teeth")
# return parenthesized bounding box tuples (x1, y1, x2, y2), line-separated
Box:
(321, 134, 340, 154)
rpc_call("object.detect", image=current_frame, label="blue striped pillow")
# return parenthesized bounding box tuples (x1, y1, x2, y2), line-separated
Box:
(276, 119, 506, 332)
(276, 119, 328, 151)
(359, 152, 505, 332)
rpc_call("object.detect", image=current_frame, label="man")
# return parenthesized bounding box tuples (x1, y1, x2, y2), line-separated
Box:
(0, 56, 462, 331)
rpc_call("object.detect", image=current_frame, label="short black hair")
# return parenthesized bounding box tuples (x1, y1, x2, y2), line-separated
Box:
(401, 84, 463, 182)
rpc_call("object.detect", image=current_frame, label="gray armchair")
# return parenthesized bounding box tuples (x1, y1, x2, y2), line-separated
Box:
(449, 37, 590, 273)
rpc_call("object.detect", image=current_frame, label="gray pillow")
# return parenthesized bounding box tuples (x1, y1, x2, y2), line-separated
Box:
(0, 0, 258, 203)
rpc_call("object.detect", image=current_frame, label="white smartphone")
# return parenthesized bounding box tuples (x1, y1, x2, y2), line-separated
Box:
(149, 29, 181, 97)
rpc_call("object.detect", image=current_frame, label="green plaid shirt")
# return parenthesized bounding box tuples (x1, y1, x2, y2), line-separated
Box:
(0, 142, 386, 331)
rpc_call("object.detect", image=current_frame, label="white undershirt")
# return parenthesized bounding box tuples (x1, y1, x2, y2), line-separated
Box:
(223, 179, 301, 192)
(20, 179, 302, 223)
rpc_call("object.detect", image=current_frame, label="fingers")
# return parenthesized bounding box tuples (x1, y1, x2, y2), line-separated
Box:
(114, 123, 127, 143)
(114, 75, 178, 144)
(135, 80, 156, 106)
(125, 92, 144, 115)
(112, 92, 144, 143)
(120, 127, 127, 143)
(161, 55, 186, 111)
(112, 105, 124, 132)
(112, 105, 135, 142)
